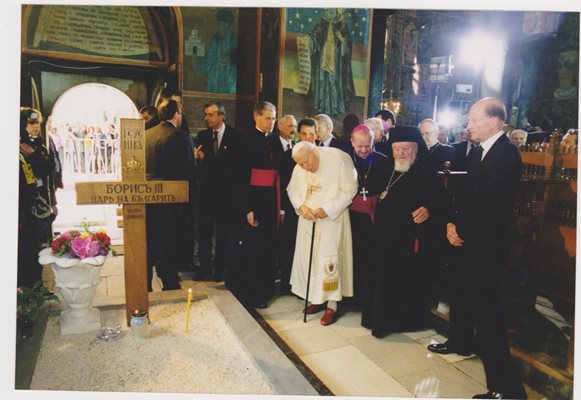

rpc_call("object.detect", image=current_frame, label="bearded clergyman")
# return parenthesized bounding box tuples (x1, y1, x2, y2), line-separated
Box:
(361, 126, 450, 338)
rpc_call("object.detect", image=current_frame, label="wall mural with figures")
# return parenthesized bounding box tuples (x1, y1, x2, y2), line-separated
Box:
(278, 8, 372, 134)
(180, 7, 259, 132)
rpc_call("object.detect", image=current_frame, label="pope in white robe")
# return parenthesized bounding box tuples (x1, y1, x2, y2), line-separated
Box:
(287, 141, 358, 325)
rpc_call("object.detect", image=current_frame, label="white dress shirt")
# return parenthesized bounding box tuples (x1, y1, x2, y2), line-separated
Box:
(480, 130, 505, 160)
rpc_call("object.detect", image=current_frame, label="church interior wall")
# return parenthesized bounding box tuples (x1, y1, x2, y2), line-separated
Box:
(19, 5, 578, 136)
(381, 9, 578, 133)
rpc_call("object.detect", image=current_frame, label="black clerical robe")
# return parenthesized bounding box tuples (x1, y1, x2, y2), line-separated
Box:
(232, 128, 280, 305)
(362, 158, 450, 337)
(349, 151, 390, 305)
(427, 142, 455, 172)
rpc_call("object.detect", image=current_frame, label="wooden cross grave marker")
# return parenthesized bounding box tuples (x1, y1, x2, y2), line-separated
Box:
(75, 119, 189, 324)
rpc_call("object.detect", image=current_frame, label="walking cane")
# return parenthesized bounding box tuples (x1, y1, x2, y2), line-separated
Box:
(303, 221, 316, 323)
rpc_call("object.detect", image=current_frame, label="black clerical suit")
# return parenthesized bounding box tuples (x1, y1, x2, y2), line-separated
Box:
(234, 129, 280, 306)
(450, 134, 525, 398)
(267, 134, 297, 293)
(349, 151, 390, 306)
(427, 142, 455, 172)
(196, 124, 242, 281)
(145, 121, 195, 290)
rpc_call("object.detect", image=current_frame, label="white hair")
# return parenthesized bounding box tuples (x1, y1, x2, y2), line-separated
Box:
(292, 140, 315, 158)
(510, 129, 528, 138)
(363, 117, 383, 133)
(314, 114, 333, 131)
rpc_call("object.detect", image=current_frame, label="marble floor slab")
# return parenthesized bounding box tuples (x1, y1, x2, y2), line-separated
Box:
(302, 345, 413, 397)
(348, 333, 450, 380)
(276, 324, 350, 356)
(396, 361, 487, 398)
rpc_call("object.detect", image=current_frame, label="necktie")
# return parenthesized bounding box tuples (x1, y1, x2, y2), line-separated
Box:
(213, 131, 219, 154)
(467, 144, 483, 170)
(286, 143, 291, 151)
(468, 142, 476, 154)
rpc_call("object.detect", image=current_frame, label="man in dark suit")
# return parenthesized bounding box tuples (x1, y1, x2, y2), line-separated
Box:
(269, 115, 298, 294)
(160, 87, 190, 133)
(145, 99, 196, 290)
(268, 115, 296, 162)
(451, 129, 479, 171)
(314, 114, 344, 149)
(428, 98, 526, 399)
(420, 119, 456, 172)
(235, 101, 280, 309)
(297, 118, 318, 144)
(374, 109, 396, 156)
(193, 101, 242, 282)
(375, 108, 396, 132)
(140, 105, 160, 130)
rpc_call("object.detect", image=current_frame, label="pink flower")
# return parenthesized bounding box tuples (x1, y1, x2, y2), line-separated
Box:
(47, 229, 114, 258)
(70, 237, 101, 259)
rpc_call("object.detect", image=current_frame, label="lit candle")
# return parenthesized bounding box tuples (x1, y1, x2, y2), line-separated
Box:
(185, 288, 193, 333)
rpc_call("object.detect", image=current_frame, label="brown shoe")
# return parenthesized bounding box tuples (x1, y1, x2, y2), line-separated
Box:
(320, 308, 337, 326)
(304, 303, 326, 314)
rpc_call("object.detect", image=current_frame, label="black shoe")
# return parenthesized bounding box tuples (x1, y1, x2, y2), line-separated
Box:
(473, 391, 505, 399)
(427, 341, 474, 356)
(372, 330, 391, 339)
(253, 302, 268, 309)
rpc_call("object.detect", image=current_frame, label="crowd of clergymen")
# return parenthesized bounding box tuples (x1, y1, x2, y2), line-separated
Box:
(19, 86, 579, 399)
(140, 91, 580, 399)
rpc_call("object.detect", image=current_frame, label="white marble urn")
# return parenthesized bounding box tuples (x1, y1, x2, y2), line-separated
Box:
(39, 248, 106, 335)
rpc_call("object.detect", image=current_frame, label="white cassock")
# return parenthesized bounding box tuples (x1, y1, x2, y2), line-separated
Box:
(287, 147, 358, 304)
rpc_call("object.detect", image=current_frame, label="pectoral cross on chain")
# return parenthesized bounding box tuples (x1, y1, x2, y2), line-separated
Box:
(359, 187, 369, 201)
(307, 183, 321, 196)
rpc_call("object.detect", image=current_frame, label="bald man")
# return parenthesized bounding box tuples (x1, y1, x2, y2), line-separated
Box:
(429, 98, 526, 399)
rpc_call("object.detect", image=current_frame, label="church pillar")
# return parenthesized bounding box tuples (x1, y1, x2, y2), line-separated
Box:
(367, 10, 392, 118)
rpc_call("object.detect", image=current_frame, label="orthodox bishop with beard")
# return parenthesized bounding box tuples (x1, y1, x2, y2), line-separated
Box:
(362, 127, 450, 338)
(287, 141, 358, 325)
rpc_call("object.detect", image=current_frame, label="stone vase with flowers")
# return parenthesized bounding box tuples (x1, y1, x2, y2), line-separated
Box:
(38, 228, 116, 334)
